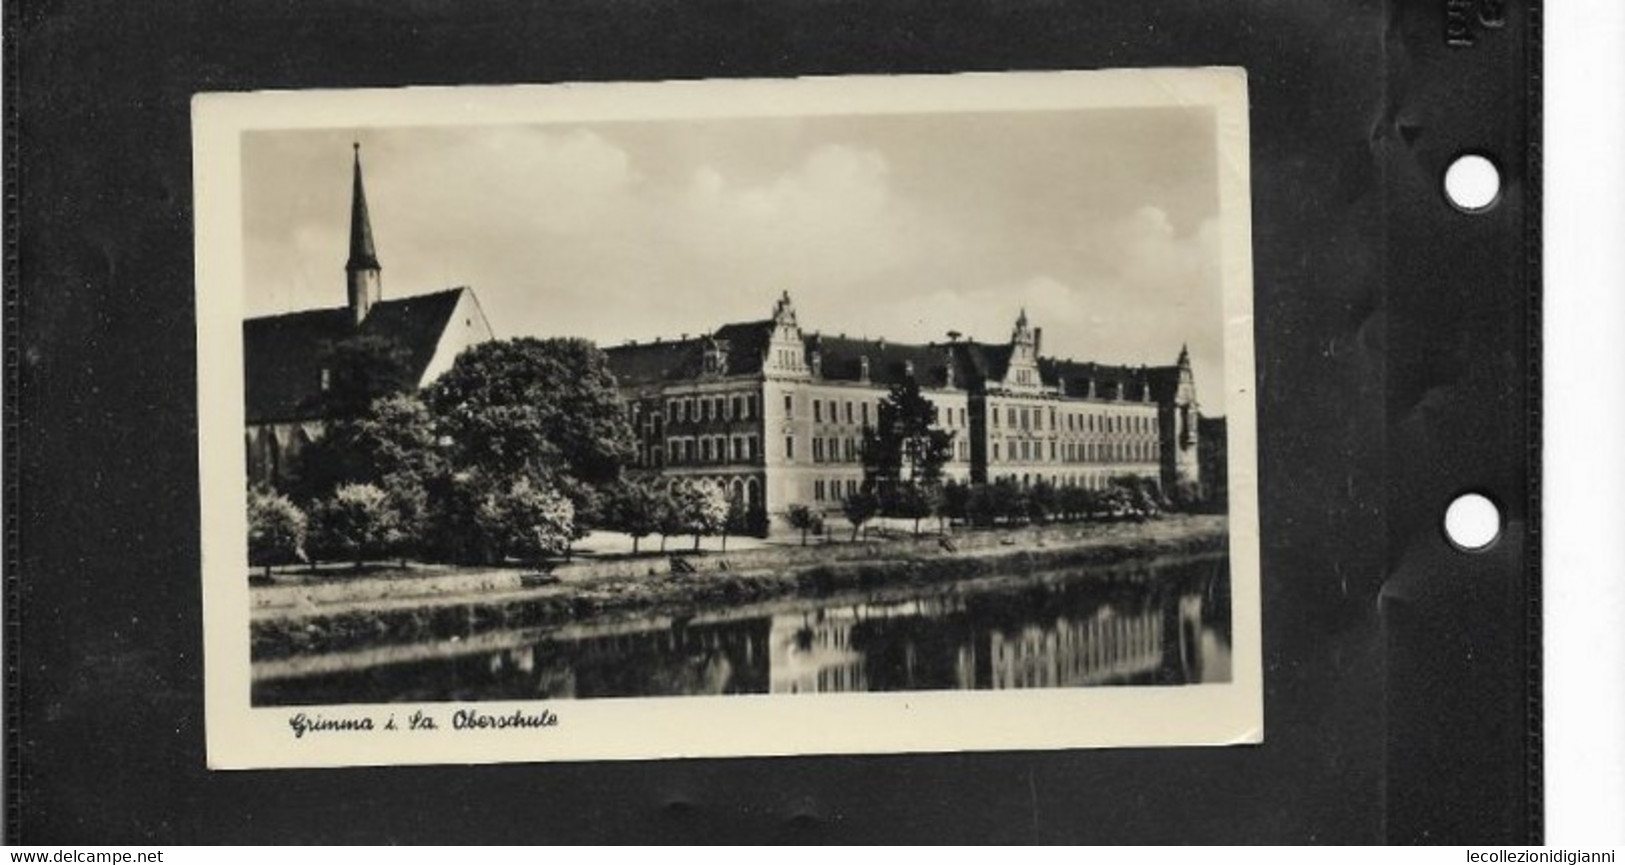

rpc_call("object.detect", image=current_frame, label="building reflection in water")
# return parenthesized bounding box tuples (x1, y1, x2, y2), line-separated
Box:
(253, 555, 1231, 706)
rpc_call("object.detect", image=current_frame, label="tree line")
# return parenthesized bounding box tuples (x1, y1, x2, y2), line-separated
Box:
(248, 335, 751, 577)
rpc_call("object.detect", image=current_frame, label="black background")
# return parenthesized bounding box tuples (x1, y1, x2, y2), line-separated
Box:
(7, 0, 1537, 843)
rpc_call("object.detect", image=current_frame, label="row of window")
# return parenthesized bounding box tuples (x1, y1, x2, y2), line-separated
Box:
(797, 435, 972, 464)
(638, 434, 762, 467)
(992, 404, 1157, 434)
(800, 397, 970, 429)
(634, 393, 760, 426)
(813, 477, 863, 503)
(991, 438, 1158, 464)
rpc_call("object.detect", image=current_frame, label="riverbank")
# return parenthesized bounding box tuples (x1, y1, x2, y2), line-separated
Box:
(251, 514, 1227, 661)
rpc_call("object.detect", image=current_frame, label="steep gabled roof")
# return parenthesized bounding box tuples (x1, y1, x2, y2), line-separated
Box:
(1039, 357, 1179, 401)
(243, 287, 469, 424)
(602, 337, 707, 387)
(806, 334, 961, 390)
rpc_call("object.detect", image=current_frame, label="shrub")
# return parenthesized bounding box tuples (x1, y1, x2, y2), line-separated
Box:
(247, 488, 307, 578)
(475, 475, 576, 568)
(784, 503, 823, 546)
(309, 483, 398, 569)
(841, 489, 880, 541)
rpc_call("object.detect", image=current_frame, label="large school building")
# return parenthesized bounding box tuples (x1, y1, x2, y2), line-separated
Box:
(603, 292, 1203, 529)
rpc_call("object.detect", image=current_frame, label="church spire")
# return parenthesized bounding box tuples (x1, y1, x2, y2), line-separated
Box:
(345, 143, 382, 325)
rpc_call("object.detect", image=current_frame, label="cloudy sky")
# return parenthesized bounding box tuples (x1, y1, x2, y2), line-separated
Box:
(242, 106, 1226, 401)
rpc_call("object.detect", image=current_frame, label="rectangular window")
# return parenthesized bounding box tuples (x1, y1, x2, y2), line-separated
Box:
(1007, 407, 1017, 427)
(746, 395, 757, 419)
(845, 401, 853, 424)
(748, 435, 759, 461)
(702, 438, 713, 462)
(993, 442, 1001, 461)
(785, 436, 795, 460)
(861, 403, 871, 425)
(715, 397, 725, 420)
(847, 479, 857, 497)
(1050, 440, 1057, 461)
(813, 438, 824, 462)
(814, 480, 825, 502)
(701, 400, 712, 422)
(814, 401, 823, 423)
(785, 394, 794, 418)
(731, 396, 742, 420)
(1049, 408, 1057, 429)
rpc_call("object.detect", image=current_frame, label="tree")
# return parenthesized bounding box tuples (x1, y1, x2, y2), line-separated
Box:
(289, 391, 445, 509)
(720, 494, 748, 553)
(425, 337, 636, 490)
(309, 483, 398, 570)
(985, 478, 1029, 525)
(1027, 479, 1058, 525)
(669, 480, 728, 551)
(841, 490, 881, 541)
(247, 488, 307, 579)
(475, 475, 576, 569)
(606, 478, 663, 555)
(886, 483, 935, 537)
(941, 479, 971, 526)
(861, 377, 955, 496)
(783, 504, 821, 547)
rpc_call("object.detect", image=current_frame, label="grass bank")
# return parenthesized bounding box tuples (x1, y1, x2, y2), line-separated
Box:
(251, 514, 1227, 662)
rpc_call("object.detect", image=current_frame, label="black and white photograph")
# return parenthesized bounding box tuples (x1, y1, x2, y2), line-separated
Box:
(195, 69, 1260, 768)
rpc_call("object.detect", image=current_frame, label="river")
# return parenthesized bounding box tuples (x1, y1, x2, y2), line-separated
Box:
(253, 552, 1231, 705)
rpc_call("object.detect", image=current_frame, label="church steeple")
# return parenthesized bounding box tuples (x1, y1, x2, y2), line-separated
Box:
(345, 143, 382, 325)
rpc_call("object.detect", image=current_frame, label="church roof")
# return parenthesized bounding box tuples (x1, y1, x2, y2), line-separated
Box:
(243, 287, 468, 423)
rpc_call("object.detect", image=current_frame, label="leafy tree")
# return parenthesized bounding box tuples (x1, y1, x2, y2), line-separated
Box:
(655, 487, 685, 553)
(475, 475, 576, 569)
(841, 490, 881, 541)
(247, 488, 307, 578)
(860, 377, 954, 496)
(289, 392, 444, 507)
(309, 333, 415, 421)
(669, 480, 728, 551)
(606, 478, 664, 554)
(309, 483, 398, 570)
(886, 483, 935, 537)
(783, 503, 821, 547)
(941, 479, 971, 526)
(985, 478, 1029, 525)
(425, 338, 635, 490)
(1027, 479, 1058, 525)
(720, 493, 749, 553)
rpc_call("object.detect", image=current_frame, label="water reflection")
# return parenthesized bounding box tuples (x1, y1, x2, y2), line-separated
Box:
(254, 554, 1231, 706)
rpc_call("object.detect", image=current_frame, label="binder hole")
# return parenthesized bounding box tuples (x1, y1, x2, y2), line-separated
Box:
(1444, 493, 1501, 551)
(1444, 154, 1501, 211)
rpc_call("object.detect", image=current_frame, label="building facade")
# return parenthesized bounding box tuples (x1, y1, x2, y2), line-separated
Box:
(603, 292, 1202, 530)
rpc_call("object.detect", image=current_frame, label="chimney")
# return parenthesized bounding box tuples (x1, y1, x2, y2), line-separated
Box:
(859, 355, 871, 383)
(1034, 327, 1043, 357)
(810, 350, 822, 379)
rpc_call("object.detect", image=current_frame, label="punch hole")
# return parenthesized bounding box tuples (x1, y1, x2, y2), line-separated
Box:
(1444, 492, 1501, 551)
(1443, 154, 1501, 211)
